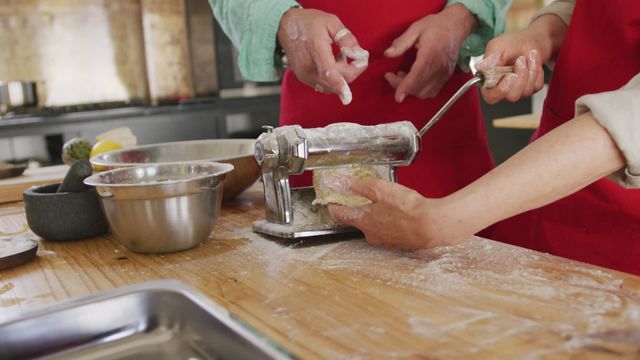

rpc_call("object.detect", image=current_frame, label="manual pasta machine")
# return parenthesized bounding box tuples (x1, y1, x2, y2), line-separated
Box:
(252, 121, 420, 238)
(252, 65, 513, 239)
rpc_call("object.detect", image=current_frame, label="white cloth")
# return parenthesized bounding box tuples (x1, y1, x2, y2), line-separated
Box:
(575, 73, 640, 188)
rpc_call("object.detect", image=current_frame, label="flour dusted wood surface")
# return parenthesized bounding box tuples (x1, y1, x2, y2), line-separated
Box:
(0, 185, 639, 359)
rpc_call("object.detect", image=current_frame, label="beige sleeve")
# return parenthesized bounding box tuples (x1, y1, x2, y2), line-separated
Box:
(530, 0, 575, 27)
(575, 73, 640, 188)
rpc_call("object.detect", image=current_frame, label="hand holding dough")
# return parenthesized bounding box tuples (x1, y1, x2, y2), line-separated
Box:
(312, 166, 383, 206)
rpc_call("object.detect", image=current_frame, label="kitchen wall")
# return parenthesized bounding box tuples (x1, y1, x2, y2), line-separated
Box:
(0, 0, 220, 107)
(0, 0, 232, 163)
(141, 0, 194, 102)
(0, 0, 149, 106)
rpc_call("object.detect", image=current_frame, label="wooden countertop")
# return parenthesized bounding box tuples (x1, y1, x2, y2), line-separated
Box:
(0, 165, 68, 204)
(1, 185, 640, 358)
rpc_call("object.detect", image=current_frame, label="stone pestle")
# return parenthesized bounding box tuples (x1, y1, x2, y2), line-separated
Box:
(57, 160, 93, 193)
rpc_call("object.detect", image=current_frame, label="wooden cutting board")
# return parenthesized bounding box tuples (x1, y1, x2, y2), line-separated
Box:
(0, 165, 69, 204)
(1, 186, 640, 358)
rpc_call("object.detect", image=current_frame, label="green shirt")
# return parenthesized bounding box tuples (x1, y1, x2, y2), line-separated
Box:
(209, 0, 511, 82)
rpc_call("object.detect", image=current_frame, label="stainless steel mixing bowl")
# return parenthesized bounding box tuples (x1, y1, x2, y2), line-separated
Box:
(84, 162, 234, 254)
(90, 139, 259, 201)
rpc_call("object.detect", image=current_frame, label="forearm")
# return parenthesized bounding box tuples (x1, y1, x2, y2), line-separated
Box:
(442, 112, 624, 236)
(522, 12, 569, 63)
(440, 4, 478, 44)
(531, 0, 575, 28)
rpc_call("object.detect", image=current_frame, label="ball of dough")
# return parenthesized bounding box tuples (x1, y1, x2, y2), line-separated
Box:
(312, 166, 383, 207)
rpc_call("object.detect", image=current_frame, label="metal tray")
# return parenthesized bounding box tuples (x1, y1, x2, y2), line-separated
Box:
(0, 280, 290, 360)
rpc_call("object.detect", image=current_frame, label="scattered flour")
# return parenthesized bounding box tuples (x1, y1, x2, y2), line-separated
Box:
(36, 250, 56, 257)
(215, 226, 640, 358)
(0, 236, 36, 258)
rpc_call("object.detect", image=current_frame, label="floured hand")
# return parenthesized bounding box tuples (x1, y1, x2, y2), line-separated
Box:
(325, 175, 469, 250)
(477, 33, 546, 104)
(383, 4, 477, 102)
(277, 8, 369, 105)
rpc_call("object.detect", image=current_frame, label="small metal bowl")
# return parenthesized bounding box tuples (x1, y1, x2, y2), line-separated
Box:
(84, 162, 234, 254)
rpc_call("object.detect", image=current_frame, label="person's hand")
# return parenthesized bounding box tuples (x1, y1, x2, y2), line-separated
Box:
(383, 4, 477, 103)
(477, 33, 545, 104)
(277, 8, 369, 105)
(325, 175, 471, 250)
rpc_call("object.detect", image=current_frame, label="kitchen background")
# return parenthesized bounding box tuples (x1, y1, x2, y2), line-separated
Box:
(0, 0, 545, 166)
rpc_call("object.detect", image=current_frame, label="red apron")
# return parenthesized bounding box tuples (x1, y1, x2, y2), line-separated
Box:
(492, 0, 640, 274)
(280, 0, 495, 199)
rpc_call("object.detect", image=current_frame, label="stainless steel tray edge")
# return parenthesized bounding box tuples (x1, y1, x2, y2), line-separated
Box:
(0, 280, 293, 360)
